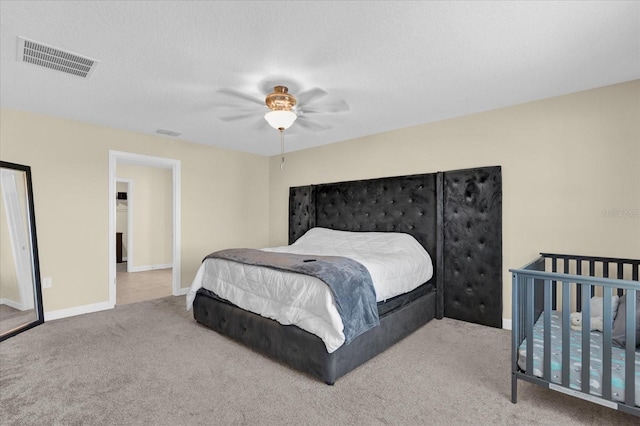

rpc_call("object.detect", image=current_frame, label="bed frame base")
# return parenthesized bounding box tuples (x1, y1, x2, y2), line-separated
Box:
(193, 289, 436, 384)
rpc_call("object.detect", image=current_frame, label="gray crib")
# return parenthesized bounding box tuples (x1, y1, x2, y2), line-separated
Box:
(511, 253, 640, 417)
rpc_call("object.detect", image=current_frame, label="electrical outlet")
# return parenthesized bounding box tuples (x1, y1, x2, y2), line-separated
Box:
(42, 277, 52, 288)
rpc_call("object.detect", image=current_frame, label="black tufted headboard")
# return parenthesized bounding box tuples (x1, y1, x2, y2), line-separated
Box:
(289, 166, 502, 328)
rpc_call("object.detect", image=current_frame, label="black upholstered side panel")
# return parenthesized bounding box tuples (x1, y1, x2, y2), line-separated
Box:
(443, 166, 502, 328)
(289, 185, 316, 244)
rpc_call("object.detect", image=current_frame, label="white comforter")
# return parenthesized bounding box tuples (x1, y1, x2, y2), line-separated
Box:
(186, 228, 433, 353)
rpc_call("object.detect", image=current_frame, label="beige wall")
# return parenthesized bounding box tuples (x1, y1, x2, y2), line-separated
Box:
(1, 81, 637, 320)
(0, 109, 270, 312)
(268, 80, 640, 321)
(116, 164, 172, 269)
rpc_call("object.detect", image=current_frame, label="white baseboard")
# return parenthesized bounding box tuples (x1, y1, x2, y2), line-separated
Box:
(502, 318, 512, 331)
(176, 287, 189, 296)
(129, 263, 173, 273)
(45, 301, 113, 322)
(0, 297, 28, 311)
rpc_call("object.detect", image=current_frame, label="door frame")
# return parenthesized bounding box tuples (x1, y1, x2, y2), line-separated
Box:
(108, 151, 182, 307)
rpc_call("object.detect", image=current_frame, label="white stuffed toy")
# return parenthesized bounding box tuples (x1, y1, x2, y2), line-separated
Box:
(570, 295, 620, 332)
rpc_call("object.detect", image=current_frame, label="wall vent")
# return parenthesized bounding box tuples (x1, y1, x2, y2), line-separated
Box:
(17, 36, 99, 78)
(156, 129, 182, 137)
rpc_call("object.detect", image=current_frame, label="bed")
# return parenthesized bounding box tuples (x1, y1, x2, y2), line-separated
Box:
(511, 253, 640, 417)
(189, 166, 503, 384)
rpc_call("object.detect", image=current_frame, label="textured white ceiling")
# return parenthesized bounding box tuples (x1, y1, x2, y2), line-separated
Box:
(1, 1, 639, 156)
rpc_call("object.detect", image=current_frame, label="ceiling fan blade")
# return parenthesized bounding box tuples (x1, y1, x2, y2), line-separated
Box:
(301, 99, 350, 114)
(251, 118, 269, 130)
(296, 87, 328, 106)
(219, 112, 258, 122)
(296, 115, 331, 132)
(217, 88, 264, 106)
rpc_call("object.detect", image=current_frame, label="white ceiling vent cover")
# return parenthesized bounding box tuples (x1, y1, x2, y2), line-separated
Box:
(17, 37, 98, 78)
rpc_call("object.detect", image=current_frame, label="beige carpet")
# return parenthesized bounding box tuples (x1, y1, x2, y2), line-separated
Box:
(0, 296, 637, 425)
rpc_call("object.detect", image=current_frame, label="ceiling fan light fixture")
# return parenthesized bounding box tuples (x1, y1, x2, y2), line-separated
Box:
(264, 110, 297, 130)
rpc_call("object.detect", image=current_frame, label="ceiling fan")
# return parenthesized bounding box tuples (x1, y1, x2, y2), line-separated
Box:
(216, 84, 349, 169)
(217, 85, 350, 132)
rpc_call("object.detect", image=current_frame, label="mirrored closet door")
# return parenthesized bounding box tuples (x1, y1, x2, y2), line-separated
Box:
(0, 161, 44, 341)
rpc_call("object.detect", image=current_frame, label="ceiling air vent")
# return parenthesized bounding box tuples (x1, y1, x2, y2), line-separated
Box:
(156, 129, 182, 137)
(17, 36, 98, 78)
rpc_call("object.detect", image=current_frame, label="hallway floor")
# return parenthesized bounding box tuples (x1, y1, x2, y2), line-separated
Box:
(116, 262, 173, 305)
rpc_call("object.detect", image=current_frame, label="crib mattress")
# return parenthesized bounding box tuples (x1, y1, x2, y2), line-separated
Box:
(518, 311, 640, 406)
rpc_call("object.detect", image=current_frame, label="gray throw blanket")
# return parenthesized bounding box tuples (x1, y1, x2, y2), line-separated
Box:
(204, 249, 379, 345)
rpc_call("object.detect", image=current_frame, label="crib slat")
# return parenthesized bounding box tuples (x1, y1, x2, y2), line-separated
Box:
(615, 263, 624, 297)
(561, 280, 571, 387)
(602, 286, 613, 401)
(618, 262, 624, 296)
(511, 272, 520, 403)
(551, 257, 557, 310)
(577, 261, 583, 303)
(526, 277, 535, 377)
(617, 263, 624, 279)
(625, 289, 636, 407)
(581, 284, 591, 394)
(543, 280, 552, 382)
(571, 259, 581, 312)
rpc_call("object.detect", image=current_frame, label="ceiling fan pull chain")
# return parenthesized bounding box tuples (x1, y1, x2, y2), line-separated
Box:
(280, 128, 285, 170)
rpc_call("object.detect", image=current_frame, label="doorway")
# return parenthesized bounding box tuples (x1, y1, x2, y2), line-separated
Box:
(115, 179, 131, 271)
(108, 151, 182, 308)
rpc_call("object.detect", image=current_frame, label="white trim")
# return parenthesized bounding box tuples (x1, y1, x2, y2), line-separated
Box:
(502, 318, 512, 330)
(128, 263, 173, 273)
(109, 151, 182, 307)
(44, 301, 112, 321)
(0, 297, 29, 311)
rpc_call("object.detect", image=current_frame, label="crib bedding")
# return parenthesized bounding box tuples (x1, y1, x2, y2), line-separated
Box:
(186, 228, 434, 353)
(518, 311, 640, 406)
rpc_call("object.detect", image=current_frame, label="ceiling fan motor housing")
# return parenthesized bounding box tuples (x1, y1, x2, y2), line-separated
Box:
(265, 86, 297, 111)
